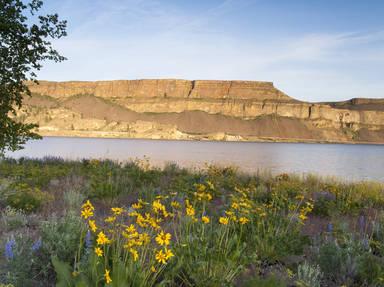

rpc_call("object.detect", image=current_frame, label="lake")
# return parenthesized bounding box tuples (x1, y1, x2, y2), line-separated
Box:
(5, 137, 384, 182)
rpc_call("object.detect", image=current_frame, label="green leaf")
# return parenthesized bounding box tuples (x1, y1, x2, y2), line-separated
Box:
(51, 256, 74, 287)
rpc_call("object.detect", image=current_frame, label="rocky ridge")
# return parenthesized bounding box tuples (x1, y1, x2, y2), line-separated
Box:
(17, 79, 384, 143)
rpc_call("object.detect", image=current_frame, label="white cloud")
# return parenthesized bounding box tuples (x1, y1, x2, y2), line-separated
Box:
(39, 0, 384, 102)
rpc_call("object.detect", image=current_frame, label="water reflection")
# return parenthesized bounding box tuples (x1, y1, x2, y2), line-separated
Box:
(5, 137, 384, 182)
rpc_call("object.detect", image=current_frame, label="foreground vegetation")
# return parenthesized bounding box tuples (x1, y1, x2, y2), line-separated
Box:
(0, 158, 384, 287)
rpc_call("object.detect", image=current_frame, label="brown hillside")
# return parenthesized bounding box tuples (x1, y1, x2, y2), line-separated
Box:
(18, 79, 384, 144)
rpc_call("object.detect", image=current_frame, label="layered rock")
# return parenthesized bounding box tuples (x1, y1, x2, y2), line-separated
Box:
(19, 79, 384, 144)
(28, 79, 292, 100)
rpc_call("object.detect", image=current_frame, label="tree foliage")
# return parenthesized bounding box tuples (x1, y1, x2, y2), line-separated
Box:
(0, 0, 67, 154)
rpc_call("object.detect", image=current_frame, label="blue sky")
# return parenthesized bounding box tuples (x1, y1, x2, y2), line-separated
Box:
(39, 0, 384, 102)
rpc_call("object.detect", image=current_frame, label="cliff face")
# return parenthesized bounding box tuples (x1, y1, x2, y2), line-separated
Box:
(18, 79, 384, 143)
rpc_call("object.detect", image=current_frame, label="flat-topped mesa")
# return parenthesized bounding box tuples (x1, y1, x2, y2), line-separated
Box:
(27, 79, 293, 101)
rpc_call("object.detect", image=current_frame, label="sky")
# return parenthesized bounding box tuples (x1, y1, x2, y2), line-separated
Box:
(38, 0, 384, 102)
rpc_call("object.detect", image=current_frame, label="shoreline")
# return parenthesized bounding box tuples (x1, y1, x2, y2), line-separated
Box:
(37, 131, 384, 146)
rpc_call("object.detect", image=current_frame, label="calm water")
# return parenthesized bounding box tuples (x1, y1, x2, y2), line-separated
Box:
(5, 137, 384, 182)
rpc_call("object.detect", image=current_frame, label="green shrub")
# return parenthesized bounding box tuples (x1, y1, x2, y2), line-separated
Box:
(0, 157, 73, 188)
(87, 161, 132, 202)
(0, 234, 41, 287)
(6, 183, 51, 212)
(356, 253, 384, 286)
(39, 213, 85, 265)
(63, 189, 85, 212)
(122, 160, 162, 189)
(1, 206, 28, 231)
(316, 235, 369, 285)
(245, 192, 309, 263)
(311, 195, 334, 217)
(241, 274, 287, 287)
(173, 223, 246, 286)
(296, 261, 322, 287)
(273, 178, 306, 199)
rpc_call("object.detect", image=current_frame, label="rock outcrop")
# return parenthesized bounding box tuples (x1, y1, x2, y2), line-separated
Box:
(18, 79, 384, 144)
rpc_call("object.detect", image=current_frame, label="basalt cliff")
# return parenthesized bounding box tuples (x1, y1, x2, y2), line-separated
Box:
(18, 79, 384, 143)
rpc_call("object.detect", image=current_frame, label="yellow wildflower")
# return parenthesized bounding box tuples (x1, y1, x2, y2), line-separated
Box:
(231, 202, 240, 210)
(129, 248, 139, 261)
(299, 213, 308, 221)
(96, 231, 111, 245)
(138, 198, 148, 204)
(195, 183, 206, 192)
(171, 201, 181, 209)
(152, 200, 166, 214)
(163, 209, 171, 218)
(94, 247, 103, 257)
(149, 217, 161, 230)
(104, 269, 112, 284)
(202, 216, 210, 224)
(82, 200, 94, 211)
(88, 220, 97, 232)
(111, 207, 124, 215)
(128, 211, 139, 217)
(126, 224, 136, 233)
(124, 240, 135, 249)
(155, 231, 171, 246)
(305, 201, 314, 212)
(132, 202, 143, 209)
(151, 266, 157, 273)
(105, 216, 116, 223)
(225, 210, 234, 216)
(164, 247, 174, 260)
(219, 217, 229, 225)
(139, 232, 150, 245)
(206, 180, 214, 190)
(81, 208, 93, 219)
(186, 206, 195, 217)
(136, 214, 148, 228)
(239, 217, 249, 225)
(259, 212, 267, 217)
(155, 249, 167, 264)
(123, 230, 139, 240)
(239, 202, 251, 209)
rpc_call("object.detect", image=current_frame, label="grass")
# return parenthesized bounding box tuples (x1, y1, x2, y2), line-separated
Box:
(0, 157, 383, 286)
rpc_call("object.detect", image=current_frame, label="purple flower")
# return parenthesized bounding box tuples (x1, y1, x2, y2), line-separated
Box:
(31, 239, 42, 252)
(362, 237, 370, 250)
(327, 223, 333, 233)
(359, 215, 365, 232)
(85, 230, 92, 249)
(5, 239, 16, 260)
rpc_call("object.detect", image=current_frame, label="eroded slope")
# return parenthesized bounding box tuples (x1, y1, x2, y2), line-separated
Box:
(17, 79, 384, 143)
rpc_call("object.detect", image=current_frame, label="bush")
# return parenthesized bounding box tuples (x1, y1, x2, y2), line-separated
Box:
(6, 183, 50, 212)
(357, 253, 384, 286)
(0, 157, 73, 188)
(40, 212, 85, 265)
(0, 234, 42, 287)
(241, 274, 287, 287)
(316, 235, 369, 285)
(1, 206, 28, 231)
(244, 191, 310, 263)
(87, 161, 132, 202)
(63, 190, 85, 212)
(174, 222, 246, 286)
(296, 261, 322, 287)
(371, 213, 384, 257)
